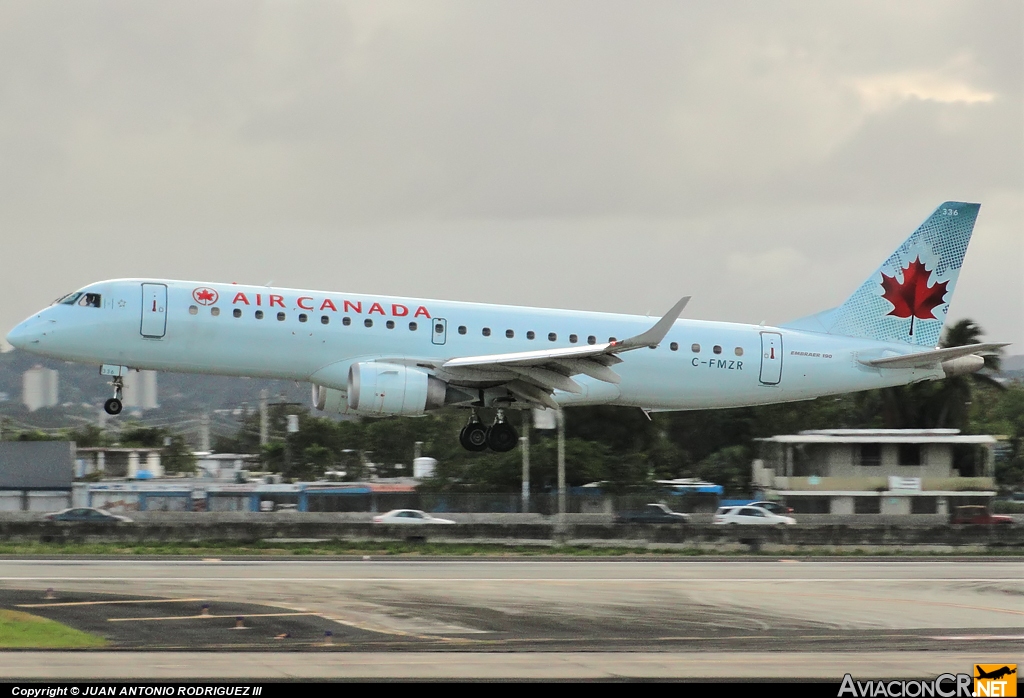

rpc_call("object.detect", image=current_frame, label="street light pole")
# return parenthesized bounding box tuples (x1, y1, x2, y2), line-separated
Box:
(520, 413, 530, 513)
(557, 407, 566, 523)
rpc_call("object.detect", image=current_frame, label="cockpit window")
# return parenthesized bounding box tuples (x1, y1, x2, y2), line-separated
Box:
(77, 293, 101, 308)
(56, 292, 82, 305)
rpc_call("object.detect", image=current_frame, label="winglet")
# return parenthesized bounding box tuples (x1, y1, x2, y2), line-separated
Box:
(614, 296, 690, 351)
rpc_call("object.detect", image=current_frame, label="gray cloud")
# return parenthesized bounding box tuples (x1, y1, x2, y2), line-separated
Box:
(1, 0, 1020, 349)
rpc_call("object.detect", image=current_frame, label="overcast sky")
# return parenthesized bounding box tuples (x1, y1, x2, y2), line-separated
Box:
(1, 1, 1021, 352)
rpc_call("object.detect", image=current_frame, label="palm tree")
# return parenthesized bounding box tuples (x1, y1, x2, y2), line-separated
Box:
(877, 319, 1004, 430)
(932, 319, 1004, 429)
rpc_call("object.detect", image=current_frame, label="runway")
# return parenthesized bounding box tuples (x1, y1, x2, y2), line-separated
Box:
(1, 558, 1022, 679)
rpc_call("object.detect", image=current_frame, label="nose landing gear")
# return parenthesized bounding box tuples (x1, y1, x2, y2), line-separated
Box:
(103, 376, 124, 416)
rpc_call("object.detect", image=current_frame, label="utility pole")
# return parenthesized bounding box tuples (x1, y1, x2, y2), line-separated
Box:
(200, 412, 211, 452)
(520, 414, 530, 513)
(557, 407, 566, 523)
(259, 389, 269, 447)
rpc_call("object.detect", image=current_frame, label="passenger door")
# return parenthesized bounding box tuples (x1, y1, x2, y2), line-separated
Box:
(140, 283, 168, 338)
(759, 331, 783, 385)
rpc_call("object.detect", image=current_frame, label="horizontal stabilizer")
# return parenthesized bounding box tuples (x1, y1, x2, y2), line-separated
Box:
(860, 343, 1008, 369)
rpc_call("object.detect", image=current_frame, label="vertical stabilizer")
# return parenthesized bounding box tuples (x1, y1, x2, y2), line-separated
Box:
(783, 202, 980, 347)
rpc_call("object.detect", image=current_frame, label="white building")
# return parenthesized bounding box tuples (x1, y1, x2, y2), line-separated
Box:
(753, 429, 998, 515)
(22, 366, 58, 411)
(122, 370, 158, 410)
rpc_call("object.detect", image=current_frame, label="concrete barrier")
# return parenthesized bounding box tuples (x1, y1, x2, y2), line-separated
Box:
(0, 516, 1021, 552)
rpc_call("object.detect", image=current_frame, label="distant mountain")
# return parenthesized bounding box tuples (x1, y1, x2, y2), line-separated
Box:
(1001, 354, 1024, 372)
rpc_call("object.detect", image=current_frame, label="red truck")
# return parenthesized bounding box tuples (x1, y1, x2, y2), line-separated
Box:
(949, 505, 1014, 525)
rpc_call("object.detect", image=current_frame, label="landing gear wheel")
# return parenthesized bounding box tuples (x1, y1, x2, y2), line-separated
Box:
(486, 422, 519, 452)
(104, 398, 123, 416)
(459, 422, 488, 452)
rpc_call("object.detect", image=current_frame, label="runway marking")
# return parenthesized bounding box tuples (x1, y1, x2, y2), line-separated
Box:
(1, 576, 1019, 583)
(18, 598, 207, 608)
(108, 612, 321, 622)
(677, 587, 1024, 618)
(929, 635, 1024, 641)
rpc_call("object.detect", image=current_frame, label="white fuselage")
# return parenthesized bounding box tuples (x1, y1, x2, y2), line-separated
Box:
(6, 279, 944, 412)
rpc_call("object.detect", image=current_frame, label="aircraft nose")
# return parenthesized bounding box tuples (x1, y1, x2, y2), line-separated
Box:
(6, 317, 44, 350)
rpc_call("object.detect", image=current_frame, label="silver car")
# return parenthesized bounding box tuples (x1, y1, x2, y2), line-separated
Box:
(372, 509, 455, 524)
(713, 505, 795, 525)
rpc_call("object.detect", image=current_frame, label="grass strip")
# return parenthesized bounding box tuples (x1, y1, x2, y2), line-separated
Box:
(0, 608, 107, 648)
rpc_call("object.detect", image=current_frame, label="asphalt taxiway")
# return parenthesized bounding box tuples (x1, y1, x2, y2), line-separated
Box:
(1, 558, 1021, 679)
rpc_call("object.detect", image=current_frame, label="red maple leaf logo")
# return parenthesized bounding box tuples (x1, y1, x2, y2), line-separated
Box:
(192, 287, 218, 305)
(879, 257, 948, 336)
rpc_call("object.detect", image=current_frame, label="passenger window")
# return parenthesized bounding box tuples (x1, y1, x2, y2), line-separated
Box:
(713, 345, 722, 354)
(569, 334, 578, 344)
(277, 312, 286, 321)
(409, 322, 417, 331)
(189, 306, 198, 315)
(608, 337, 617, 343)
(255, 310, 264, 320)
(548, 332, 557, 342)
(482, 328, 491, 337)
(588, 335, 596, 345)
(233, 309, 242, 318)
(527, 331, 535, 340)
(364, 319, 373, 328)
(435, 323, 444, 334)
(458, 326, 467, 335)
(386, 320, 395, 329)
(321, 315, 330, 325)
(298, 314, 307, 323)
(735, 347, 743, 356)
(670, 342, 678, 351)
(342, 317, 351, 326)
(691, 343, 700, 353)
(506, 329, 514, 338)
(211, 307, 220, 317)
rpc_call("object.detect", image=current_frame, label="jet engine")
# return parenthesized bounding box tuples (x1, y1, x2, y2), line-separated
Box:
(312, 384, 352, 414)
(347, 362, 448, 416)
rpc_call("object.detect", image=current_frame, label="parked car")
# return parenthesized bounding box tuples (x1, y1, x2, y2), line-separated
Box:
(43, 507, 132, 523)
(372, 509, 455, 524)
(615, 503, 690, 524)
(949, 506, 1013, 525)
(748, 501, 793, 515)
(713, 505, 795, 525)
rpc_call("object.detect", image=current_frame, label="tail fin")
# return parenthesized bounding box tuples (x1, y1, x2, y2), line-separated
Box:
(782, 201, 980, 347)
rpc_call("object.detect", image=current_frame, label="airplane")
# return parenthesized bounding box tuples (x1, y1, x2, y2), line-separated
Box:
(975, 666, 1016, 681)
(6, 201, 1007, 452)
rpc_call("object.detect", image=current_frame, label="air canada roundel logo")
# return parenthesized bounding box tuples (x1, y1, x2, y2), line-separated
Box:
(192, 287, 219, 306)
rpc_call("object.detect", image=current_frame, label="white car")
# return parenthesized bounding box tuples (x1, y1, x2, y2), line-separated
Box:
(372, 509, 455, 524)
(713, 505, 796, 525)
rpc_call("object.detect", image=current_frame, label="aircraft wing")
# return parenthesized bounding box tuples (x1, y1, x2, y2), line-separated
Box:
(432, 297, 690, 409)
(860, 343, 1009, 369)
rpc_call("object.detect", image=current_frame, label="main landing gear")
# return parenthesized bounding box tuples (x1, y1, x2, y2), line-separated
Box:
(459, 409, 519, 453)
(103, 375, 124, 416)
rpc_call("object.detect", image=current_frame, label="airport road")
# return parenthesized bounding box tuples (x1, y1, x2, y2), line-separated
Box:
(1, 558, 1022, 679)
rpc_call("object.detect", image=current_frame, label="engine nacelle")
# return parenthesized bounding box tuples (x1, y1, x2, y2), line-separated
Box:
(941, 354, 985, 377)
(347, 362, 447, 416)
(312, 384, 353, 414)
